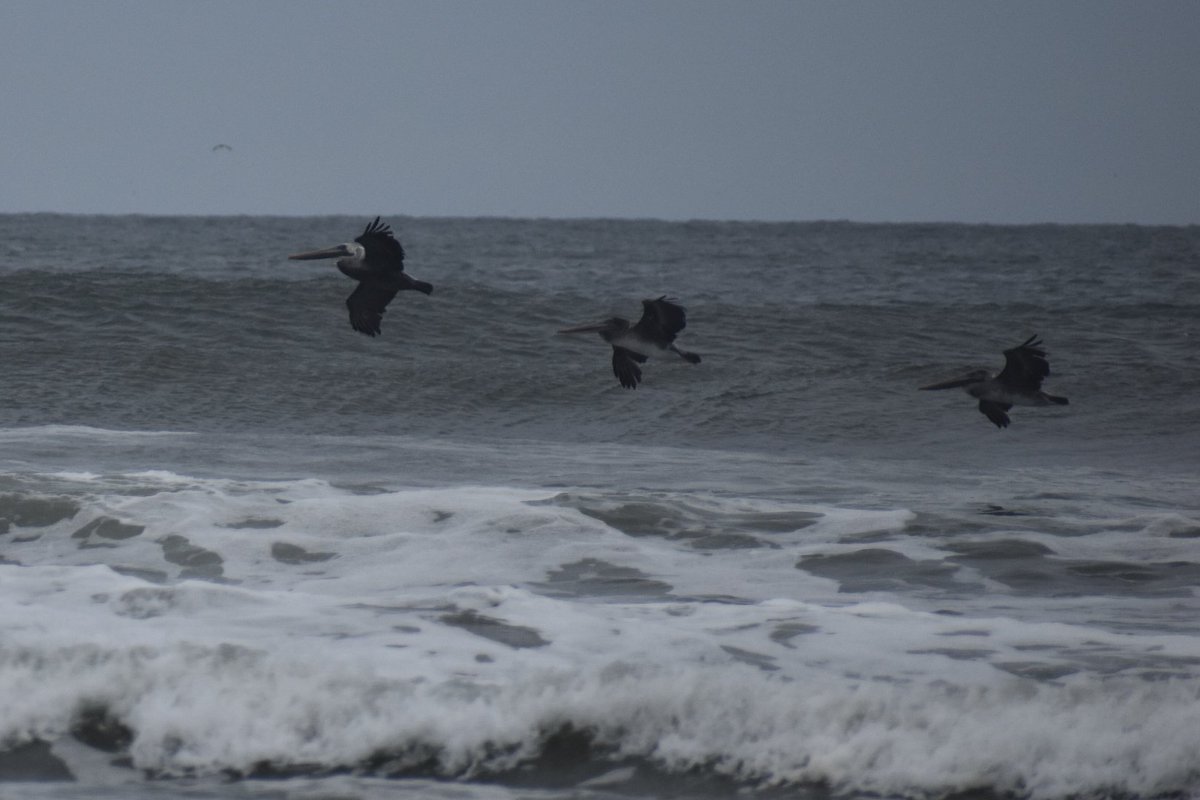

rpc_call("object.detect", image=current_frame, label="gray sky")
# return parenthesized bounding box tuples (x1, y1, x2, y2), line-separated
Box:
(1, 1, 1197, 223)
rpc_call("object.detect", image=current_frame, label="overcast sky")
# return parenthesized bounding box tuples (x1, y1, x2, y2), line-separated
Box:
(1, 1, 1197, 224)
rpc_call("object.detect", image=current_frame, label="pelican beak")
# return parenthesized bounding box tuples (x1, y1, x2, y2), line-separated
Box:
(288, 245, 349, 261)
(557, 322, 607, 335)
(919, 375, 974, 391)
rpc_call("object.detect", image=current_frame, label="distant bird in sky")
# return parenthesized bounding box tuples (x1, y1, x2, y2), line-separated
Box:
(211, 143, 232, 152)
(288, 217, 432, 337)
(559, 296, 701, 389)
(920, 335, 1069, 428)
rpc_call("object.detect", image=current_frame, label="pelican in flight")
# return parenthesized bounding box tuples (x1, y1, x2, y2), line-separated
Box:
(558, 297, 701, 389)
(288, 217, 432, 337)
(920, 335, 1069, 428)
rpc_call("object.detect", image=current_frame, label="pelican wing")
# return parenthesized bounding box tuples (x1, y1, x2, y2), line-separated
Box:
(345, 281, 400, 337)
(996, 335, 1051, 391)
(978, 400, 1013, 429)
(634, 296, 687, 343)
(611, 346, 648, 389)
(355, 217, 406, 274)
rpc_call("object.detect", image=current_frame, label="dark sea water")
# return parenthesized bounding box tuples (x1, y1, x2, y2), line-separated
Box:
(1, 214, 1198, 800)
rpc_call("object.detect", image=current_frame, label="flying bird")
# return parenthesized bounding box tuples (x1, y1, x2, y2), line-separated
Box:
(920, 335, 1069, 428)
(288, 217, 432, 337)
(558, 296, 701, 389)
(211, 143, 232, 152)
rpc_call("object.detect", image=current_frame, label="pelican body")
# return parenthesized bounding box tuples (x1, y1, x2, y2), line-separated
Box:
(288, 217, 432, 337)
(559, 296, 701, 389)
(921, 335, 1069, 428)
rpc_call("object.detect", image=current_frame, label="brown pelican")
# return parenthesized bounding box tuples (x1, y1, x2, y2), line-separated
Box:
(920, 335, 1069, 428)
(558, 296, 701, 389)
(288, 217, 432, 337)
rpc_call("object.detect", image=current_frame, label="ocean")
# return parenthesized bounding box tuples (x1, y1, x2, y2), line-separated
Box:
(0, 214, 1198, 800)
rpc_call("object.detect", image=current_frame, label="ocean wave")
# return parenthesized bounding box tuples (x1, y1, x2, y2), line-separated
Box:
(2, 638, 1199, 798)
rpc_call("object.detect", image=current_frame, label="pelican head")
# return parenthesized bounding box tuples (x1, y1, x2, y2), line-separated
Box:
(287, 242, 365, 266)
(557, 317, 629, 342)
(920, 369, 989, 392)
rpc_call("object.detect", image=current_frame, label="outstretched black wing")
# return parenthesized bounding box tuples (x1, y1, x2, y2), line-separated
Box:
(996, 335, 1051, 392)
(355, 217, 406, 274)
(978, 400, 1012, 429)
(611, 346, 648, 389)
(346, 280, 400, 337)
(633, 296, 687, 345)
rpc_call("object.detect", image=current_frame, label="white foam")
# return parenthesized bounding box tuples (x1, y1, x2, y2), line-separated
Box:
(3, 472, 1200, 795)
(3, 572, 1200, 797)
